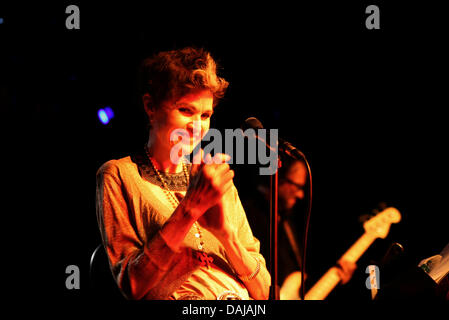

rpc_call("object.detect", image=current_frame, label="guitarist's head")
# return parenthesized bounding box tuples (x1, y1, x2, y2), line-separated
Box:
(278, 158, 307, 212)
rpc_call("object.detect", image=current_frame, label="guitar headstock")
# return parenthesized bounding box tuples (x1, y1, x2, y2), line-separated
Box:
(363, 207, 401, 239)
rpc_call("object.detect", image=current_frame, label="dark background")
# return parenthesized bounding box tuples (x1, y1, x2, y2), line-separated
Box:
(1, 1, 447, 304)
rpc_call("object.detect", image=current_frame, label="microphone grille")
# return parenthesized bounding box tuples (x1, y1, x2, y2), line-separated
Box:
(244, 117, 264, 130)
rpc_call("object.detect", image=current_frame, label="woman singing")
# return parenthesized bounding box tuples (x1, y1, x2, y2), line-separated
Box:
(95, 47, 271, 300)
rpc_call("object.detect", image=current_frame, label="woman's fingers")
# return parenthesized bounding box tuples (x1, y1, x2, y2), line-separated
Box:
(212, 153, 231, 164)
(221, 179, 234, 196)
(222, 168, 234, 183)
(214, 168, 234, 197)
(185, 150, 234, 214)
(204, 153, 213, 164)
(212, 162, 230, 175)
(191, 151, 230, 167)
(190, 148, 205, 177)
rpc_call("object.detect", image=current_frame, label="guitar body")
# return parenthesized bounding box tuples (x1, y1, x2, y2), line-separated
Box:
(280, 271, 302, 300)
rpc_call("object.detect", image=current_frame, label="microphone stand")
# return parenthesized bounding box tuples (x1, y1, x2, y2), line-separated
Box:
(269, 158, 282, 300)
(241, 118, 311, 300)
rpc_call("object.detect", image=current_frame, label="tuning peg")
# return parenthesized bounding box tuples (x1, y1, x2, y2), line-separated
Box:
(377, 202, 388, 211)
(358, 213, 374, 223)
(371, 202, 388, 216)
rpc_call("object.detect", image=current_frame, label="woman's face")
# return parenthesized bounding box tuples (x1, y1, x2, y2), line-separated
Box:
(149, 89, 214, 158)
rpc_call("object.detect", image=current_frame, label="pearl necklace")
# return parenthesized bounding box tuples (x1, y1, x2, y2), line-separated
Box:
(144, 147, 213, 268)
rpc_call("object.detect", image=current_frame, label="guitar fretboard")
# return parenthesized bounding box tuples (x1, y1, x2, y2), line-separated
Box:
(341, 233, 376, 263)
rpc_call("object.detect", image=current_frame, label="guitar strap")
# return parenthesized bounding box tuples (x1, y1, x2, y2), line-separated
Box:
(282, 219, 303, 270)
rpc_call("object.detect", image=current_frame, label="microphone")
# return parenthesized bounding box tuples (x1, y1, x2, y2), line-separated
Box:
(243, 117, 305, 160)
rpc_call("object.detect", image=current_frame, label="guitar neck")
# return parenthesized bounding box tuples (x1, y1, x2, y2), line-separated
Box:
(341, 232, 376, 263)
(305, 233, 376, 300)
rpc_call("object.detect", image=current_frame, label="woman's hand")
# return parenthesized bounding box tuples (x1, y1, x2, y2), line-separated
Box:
(181, 150, 234, 222)
(197, 187, 236, 240)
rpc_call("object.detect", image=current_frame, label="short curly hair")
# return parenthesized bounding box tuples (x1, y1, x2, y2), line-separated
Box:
(139, 47, 229, 109)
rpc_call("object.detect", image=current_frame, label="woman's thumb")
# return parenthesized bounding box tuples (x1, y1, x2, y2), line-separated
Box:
(190, 148, 204, 176)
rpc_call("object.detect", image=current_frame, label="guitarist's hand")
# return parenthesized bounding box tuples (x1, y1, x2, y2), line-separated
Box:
(336, 259, 357, 285)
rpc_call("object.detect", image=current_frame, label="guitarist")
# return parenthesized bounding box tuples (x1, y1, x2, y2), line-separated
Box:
(243, 158, 357, 299)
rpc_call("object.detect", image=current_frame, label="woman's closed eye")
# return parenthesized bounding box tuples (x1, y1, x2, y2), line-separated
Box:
(179, 107, 193, 115)
(201, 112, 212, 120)
(179, 107, 212, 120)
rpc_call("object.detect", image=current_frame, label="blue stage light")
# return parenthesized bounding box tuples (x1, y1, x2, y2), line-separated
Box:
(98, 106, 114, 125)
(104, 106, 114, 119)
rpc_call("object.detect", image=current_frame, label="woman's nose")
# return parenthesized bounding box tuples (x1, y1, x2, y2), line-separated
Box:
(186, 120, 203, 135)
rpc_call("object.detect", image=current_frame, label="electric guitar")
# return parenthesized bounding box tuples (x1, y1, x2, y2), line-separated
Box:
(280, 207, 402, 300)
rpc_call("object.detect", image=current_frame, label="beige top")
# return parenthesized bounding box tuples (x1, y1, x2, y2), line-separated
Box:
(95, 152, 267, 300)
